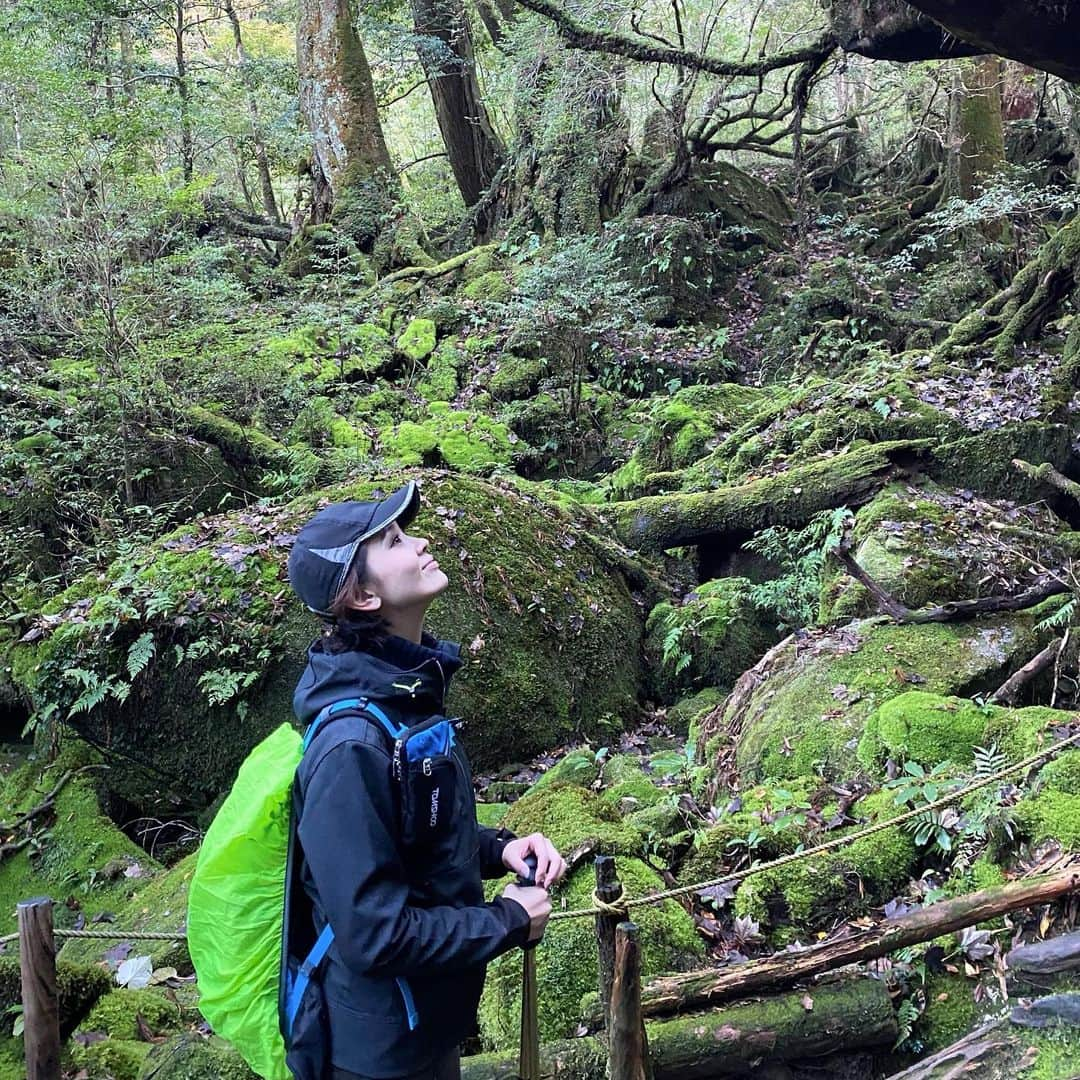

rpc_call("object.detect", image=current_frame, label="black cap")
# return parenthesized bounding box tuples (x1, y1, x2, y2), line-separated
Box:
(287, 480, 421, 616)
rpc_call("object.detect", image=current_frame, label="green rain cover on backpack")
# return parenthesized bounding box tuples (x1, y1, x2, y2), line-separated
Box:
(188, 722, 301, 1080)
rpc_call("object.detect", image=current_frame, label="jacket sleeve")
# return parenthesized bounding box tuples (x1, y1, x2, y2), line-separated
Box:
(477, 826, 516, 880)
(297, 737, 531, 978)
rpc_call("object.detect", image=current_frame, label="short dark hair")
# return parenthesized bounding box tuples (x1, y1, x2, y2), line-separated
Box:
(320, 536, 390, 653)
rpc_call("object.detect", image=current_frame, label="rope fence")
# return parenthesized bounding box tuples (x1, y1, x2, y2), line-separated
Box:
(4, 723, 1078, 949)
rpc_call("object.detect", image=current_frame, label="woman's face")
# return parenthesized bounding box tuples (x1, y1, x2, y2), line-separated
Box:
(358, 519, 449, 615)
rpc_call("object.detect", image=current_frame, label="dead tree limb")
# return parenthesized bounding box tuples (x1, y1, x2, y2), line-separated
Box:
(582, 868, 1078, 1028)
(988, 636, 1065, 704)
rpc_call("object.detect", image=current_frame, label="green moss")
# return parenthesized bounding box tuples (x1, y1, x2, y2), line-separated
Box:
(0, 749, 163, 936)
(0, 956, 112, 1036)
(81, 988, 182, 1041)
(532, 747, 601, 790)
(383, 404, 514, 473)
(859, 691, 1058, 772)
(70, 1038, 152, 1080)
(500, 782, 636, 855)
(915, 973, 988, 1052)
(1040, 749, 1080, 794)
(61, 853, 195, 972)
(645, 578, 778, 701)
(475, 802, 509, 828)
(416, 344, 462, 403)
(488, 355, 543, 402)
(395, 317, 437, 361)
(0, 1037, 24, 1080)
(1017, 790, 1080, 850)
(599, 754, 665, 809)
(461, 270, 512, 303)
(478, 857, 703, 1049)
(669, 687, 724, 741)
(1025, 1025, 1080, 1079)
(183, 405, 293, 468)
(733, 790, 918, 936)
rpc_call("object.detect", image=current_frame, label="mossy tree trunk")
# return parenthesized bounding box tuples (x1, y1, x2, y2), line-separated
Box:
(410, 0, 504, 224)
(947, 56, 1005, 200)
(296, 0, 398, 245)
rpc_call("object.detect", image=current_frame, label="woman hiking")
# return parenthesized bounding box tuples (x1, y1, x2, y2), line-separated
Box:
(285, 479, 566, 1080)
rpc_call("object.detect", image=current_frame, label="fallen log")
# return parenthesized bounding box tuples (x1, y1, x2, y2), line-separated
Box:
(606, 440, 929, 553)
(461, 978, 896, 1079)
(582, 868, 1078, 1028)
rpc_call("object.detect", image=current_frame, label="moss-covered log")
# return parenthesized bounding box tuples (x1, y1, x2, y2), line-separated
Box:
(463, 978, 897, 1078)
(605, 440, 929, 553)
(583, 869, 1080, 1027)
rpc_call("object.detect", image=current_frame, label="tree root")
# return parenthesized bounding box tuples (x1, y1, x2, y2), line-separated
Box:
(1013, 458, 1080, 504)
(988, 636, 1065, 705)
(935, 215, 1080, 367)
(366, 243, 497, 297)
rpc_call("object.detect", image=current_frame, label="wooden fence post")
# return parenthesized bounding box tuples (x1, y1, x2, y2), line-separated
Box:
(594, 854, 623, 1037)
(18, 896, 61, 1080)
(609, 922, 651, 1080)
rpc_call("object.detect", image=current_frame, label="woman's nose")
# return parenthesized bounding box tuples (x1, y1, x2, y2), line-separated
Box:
(415, 536, 430, 555)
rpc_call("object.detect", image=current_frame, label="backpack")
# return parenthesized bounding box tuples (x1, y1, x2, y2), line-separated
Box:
(187, 698, 461, 1080)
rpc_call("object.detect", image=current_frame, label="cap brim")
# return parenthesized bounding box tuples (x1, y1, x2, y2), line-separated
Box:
(357, 480, 421, 544)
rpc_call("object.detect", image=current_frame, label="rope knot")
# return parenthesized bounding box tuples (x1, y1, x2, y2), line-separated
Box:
(591, 883, 629, 919)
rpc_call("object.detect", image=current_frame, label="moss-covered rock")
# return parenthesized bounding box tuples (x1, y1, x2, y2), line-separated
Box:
(645, 577, 781, 701)
(478, 857, 703, 1049)
(70, 1037, 152, 1080)
(599, 753, 665, 809)
(488, 355, 544, 403)
(697, 611, 1054, 785)
(137, 1032, 258, 1079)
(820, 483, 1073, 623)
(0, 956, 112, 1037)
(668, 686, 725, 740)
(461, 270, 513, 303)
(914, 972, 994, 1052)
(13, 473, 646, 804)
(1017, 749, 1080, 850)
(500, 782, 637, 855)
(381, 404, 516, 473)
(395, 317, 437, 361)
(416, 343, 463, 403)
(610, 384, 765, 500)
(532, 747, 602, 791)
(858, 691, 1063, 772)
(79, 987, 183, 1041)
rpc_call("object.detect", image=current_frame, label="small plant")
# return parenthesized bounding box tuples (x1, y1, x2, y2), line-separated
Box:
(886, 760, 964, 854)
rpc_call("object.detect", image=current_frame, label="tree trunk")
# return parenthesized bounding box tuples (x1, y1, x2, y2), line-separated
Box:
(175, 0, 194, 183)
(410, 0, 504, 214)
(948, 56, 1005, 200)
(223, 0, 281, 224)
(461, 979, 897, 1079)
(297, 0, 397, 244)
(583, 869, 1080, 1028)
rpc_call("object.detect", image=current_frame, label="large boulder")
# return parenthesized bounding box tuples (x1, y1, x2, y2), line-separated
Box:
(696, 609, 1058, 787)
(13, 472, 647, 808)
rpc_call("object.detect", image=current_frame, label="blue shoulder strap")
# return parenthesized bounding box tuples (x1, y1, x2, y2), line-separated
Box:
(285, 697, 417, 1039)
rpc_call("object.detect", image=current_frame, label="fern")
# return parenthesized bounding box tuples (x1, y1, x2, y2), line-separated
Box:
(126, 632, 156, 679)
(894, 997, 922, 1050)
(1035, 595, 1076, 633)
(972, 743, 1007, 780)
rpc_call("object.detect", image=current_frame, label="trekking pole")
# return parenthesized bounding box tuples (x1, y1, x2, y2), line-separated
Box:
(517, 855, 541, 1080)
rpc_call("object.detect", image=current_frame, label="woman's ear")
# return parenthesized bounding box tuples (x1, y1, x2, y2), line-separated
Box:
(352, 587, 382, 613)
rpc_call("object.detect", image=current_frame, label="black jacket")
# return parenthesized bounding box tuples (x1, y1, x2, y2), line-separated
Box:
(291, 631, 530, 1078)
